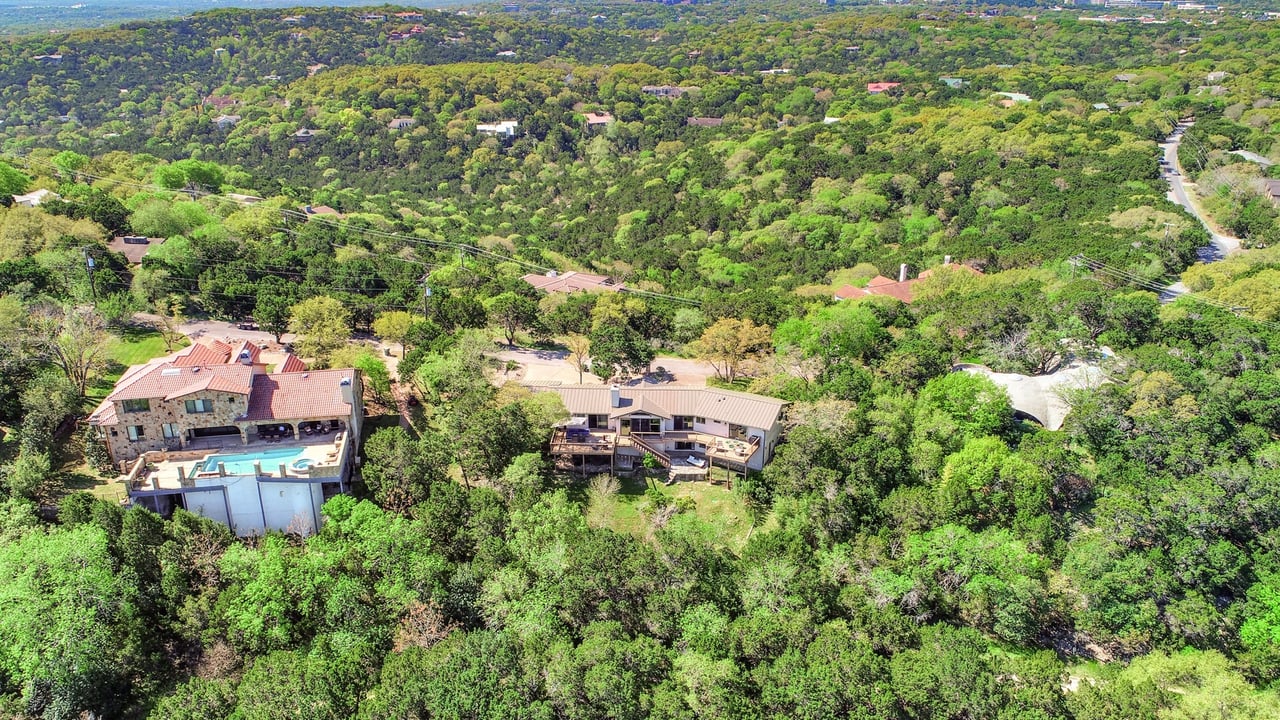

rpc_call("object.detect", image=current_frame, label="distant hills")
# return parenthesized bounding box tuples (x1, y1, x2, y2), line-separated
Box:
(0, 0, 459, 35)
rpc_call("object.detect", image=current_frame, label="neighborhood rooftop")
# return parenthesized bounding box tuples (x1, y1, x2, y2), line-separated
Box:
(522, 270, 622, 293)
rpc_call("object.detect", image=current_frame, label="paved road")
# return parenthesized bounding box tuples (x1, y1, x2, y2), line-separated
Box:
(1159, 123, 1241, 262)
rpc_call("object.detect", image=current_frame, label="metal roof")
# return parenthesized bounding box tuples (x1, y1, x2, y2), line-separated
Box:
(526, 384, 787, 431)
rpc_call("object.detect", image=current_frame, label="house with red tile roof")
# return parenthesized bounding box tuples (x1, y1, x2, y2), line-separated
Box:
(867, 82, 902, 94)
(834, 261, 982, 304)
(87, 341, 364, 536)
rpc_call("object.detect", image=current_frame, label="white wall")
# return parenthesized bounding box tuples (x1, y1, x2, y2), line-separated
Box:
(694, 418, 729, 435)
(182, 488, 230, 526)
(196, 474, 262, 535)
(192, 474, 320, 536)
(260, 481, 320, 535)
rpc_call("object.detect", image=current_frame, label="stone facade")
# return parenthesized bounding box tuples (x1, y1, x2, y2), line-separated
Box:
(105, 390, 250, 463)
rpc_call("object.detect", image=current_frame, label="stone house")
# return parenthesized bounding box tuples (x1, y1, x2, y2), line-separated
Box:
(88, 341, 364, 536)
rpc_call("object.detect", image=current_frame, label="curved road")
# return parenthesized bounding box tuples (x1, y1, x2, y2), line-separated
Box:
(1158, 121, 1242, 298)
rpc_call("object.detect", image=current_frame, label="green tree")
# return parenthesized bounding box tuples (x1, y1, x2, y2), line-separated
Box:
(692, 318, 773, 383)
(255, 281, 297, 343)
(588, 322, 653, 380)
(361, 426, 449, 514)
(233, 640, 372, 720)
(0, 525, 140, 718)
(372, 310, 414, 356)
(51, 151, 89, 181)
(149, 677, 236, 720)
(485, 291, 539, 346)
(361, 631, 549, 720)
(289, 296, 352, 366)
(26, 304, 109, 397)
(0, 161, 30, 198)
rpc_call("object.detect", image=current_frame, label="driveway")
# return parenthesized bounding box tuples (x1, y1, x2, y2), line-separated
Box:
(491, 347, 718, 387)
(170, 317, 295, 348)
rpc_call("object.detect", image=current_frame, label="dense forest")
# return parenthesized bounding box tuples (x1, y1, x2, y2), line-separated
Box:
(2, 2, 1280, 719)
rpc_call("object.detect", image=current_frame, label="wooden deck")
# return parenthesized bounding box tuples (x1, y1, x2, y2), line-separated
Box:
(550, 429, 760, 471)
(550, 429, 617, 456)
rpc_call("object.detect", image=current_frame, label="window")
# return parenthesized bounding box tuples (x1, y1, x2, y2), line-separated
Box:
(588, 414, 610, 430)
(694, 417, 706, 424)
(631, 417, 661, 434)
(121, 398, 150, 413)
(185, 398, 213, 414)
(162, 423, 181, 439)
(126, 425, 145, 441)
(675, 441, 693, 451)
(674, 416, 694, 430)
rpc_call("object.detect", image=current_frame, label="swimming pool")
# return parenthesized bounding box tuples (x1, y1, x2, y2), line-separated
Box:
(197, 447, 306, 476)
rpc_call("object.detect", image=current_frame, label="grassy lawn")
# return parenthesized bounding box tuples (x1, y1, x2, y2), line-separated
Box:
(583, 470, 772, 554)
(54, 327, 186, 504)
(108, 325, 184, 365)
(52, 425, 128, 505)
(85, 326, 187, 406)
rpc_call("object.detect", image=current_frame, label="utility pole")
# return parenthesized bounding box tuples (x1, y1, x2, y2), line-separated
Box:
(84, 249, 97, 304)
(420, 272, 432, 317)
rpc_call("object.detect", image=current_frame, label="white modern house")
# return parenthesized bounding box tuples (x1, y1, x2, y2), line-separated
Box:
(477, 119, 519, 138)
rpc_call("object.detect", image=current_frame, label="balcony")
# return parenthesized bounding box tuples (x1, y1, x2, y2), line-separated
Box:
(550, 429, 617, 456)
(552, 428, 761, 467)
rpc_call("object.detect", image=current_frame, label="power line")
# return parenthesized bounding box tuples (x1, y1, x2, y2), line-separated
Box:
(1072, 254, 1280, 333)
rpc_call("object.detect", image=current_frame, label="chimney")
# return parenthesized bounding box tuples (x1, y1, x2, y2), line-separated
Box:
(899, 263, 909, 283)
(610, 384, 621, 408)
(944, 255, 952, 265)
(340, 377, 354, 406)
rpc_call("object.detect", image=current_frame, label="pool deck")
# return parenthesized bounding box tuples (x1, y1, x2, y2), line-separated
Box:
(130, 433, 349, 492)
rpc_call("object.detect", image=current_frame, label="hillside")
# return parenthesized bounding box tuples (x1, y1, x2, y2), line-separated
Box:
(1, 3, 1280, 719)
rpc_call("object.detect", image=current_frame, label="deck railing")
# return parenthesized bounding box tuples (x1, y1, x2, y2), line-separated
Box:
(550, 429, 761, 467)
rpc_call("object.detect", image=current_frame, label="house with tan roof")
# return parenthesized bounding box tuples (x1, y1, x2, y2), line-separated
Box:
(87, 341, 364, 536)
(522, 270, 622, 294)
(107, 235, 166, 265)
(527, 384, 787, 478)
(1262, 179, 1280, 206)
(584, 111, 614, 127)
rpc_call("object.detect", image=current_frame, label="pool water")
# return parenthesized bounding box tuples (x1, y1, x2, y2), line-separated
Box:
(198, 447, 306, 475)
